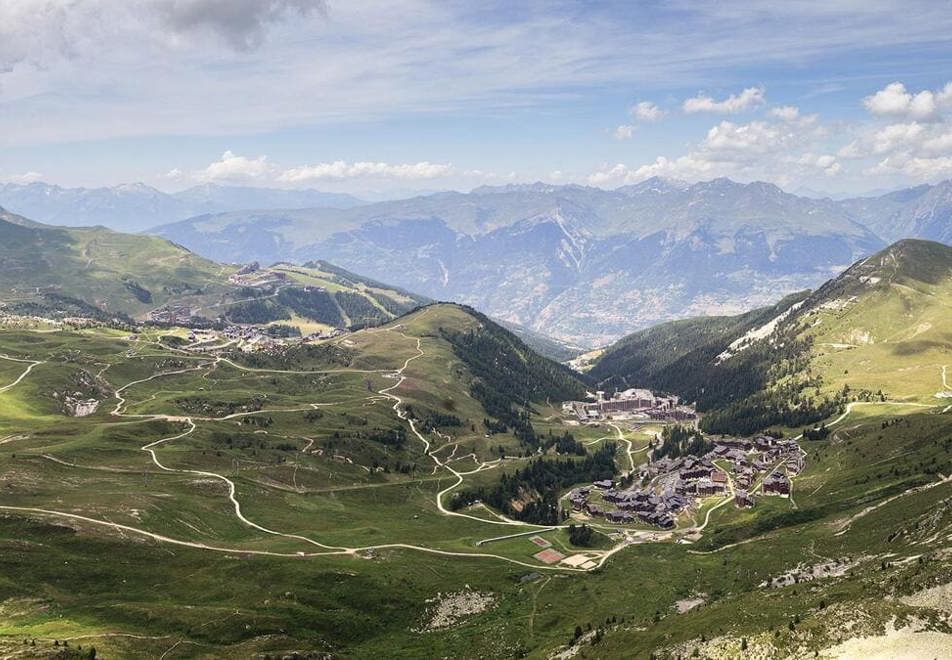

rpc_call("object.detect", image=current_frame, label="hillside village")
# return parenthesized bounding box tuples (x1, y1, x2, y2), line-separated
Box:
(567, 433, 803, 530)
(560, 389, 804, 531)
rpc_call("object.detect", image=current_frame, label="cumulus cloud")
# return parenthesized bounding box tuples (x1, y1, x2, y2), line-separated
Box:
(278, 160, 454, 183)
(587, 158, 702, 187)
(839, 122, 927, 158)
(769, 105, 800, 122)
(866, 155, 952, 180)
(587, 110, 832, 188)
(629, 101, 665, 121)
(612, 124, 635, 140)
(191, 151, 457, 185)
(682, 87, 765, 114)
(863, 82, 946, 122)
(702, 121, 786, 158)
(841, 118, 952, 182)
(798, 153, 841, 176)
(196, 150, 274, 182)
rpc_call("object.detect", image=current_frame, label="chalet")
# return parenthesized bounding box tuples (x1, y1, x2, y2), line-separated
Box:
(606, 510, 635, 524)
(664, 493, 687, 512)
(711, 470, 728, 486)
(763, 473, 791, 496)
(736, 469, 754, 490)
(680, 465, 711, 480)
(619, 494, 659, 512)
(734, 490, 754, 508)
(726, 448, 748, 462)
(718, 437, 751, 450)
(593, 479, 614, 490)
(568, 489, 588, 511)
(695, 478, 726, 496)
(639, 511, 675, 529)
(753, 455, 773, 471)
(584, 502, 605, 517)
(650, 458, 675, 475)
(754, 435, 777, 449)
(786, 454, 804, 475)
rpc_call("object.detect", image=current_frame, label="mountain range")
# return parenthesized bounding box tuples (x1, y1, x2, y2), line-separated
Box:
(2, 199, 952, 658)
(0, 181, 364, 232)
(151, 177, 896, 346)
(4, 177, 952, 347)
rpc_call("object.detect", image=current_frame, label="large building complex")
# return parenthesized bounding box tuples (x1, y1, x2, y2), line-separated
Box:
(562, 388, 696, 422)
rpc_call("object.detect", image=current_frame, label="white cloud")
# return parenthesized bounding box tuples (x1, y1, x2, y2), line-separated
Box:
(939, 82, 952, 108)
(0, 171, 44, 184)
(612, 124, 635, 140)
(8, 3, 952, 151)
(867, 155, 952, 180)
(798, 153, 841, 176)
(629, 101, 665, 121)
(587, 156, 721, 187)
(769, 105, 800, 122)
(278, 160, 454, 183)
(195, 150, 273, 182)
(838, 120, 952, 160)
(164, 167, 184, 179)
(863, 82, 944, 122)
(683, 87, 765, 114)
(190, 151, 457, 185)
(701, 120, 786, 158)
(587, 110, 833, 188)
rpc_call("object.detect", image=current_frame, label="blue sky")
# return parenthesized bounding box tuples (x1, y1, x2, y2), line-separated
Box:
(2, 0, 952, 196)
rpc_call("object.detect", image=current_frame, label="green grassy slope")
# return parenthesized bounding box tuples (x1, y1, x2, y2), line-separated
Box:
(0, 209, 427, 330)
(0, 298, 949, 657)
(591, 239, 952, 435)
(0, 207, 231, 318)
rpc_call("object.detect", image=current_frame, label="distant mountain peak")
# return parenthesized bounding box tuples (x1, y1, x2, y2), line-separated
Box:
(470, 181, 593, 195)
(616, 176, 690, 196)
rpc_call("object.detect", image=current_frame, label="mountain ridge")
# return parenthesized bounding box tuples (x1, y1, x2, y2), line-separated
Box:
(0, 181, 365, 232)
(151, 177, 891, 346)
(590, 237, 952, 434)
(0, 211, 427, 331)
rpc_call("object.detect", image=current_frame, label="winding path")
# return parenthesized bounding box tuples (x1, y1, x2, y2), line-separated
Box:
(0, 354, 46, 394)
(6, 324, 950, 575)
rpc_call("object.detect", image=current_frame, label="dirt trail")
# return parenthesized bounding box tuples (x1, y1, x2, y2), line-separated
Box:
(0, 354, 46, 394)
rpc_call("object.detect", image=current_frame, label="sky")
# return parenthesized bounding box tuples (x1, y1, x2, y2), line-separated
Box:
(2, 0, 952, 197)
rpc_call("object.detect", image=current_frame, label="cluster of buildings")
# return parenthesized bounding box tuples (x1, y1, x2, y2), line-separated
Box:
(227, 263, 289, 288)
(568, 481, 678, 528)
(177, 323, 348, 355)
(562, 388, 696, 422)
(303, 328, 346, 341)
(565, 434, 804, 529)
(148, 303, 192, 325)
